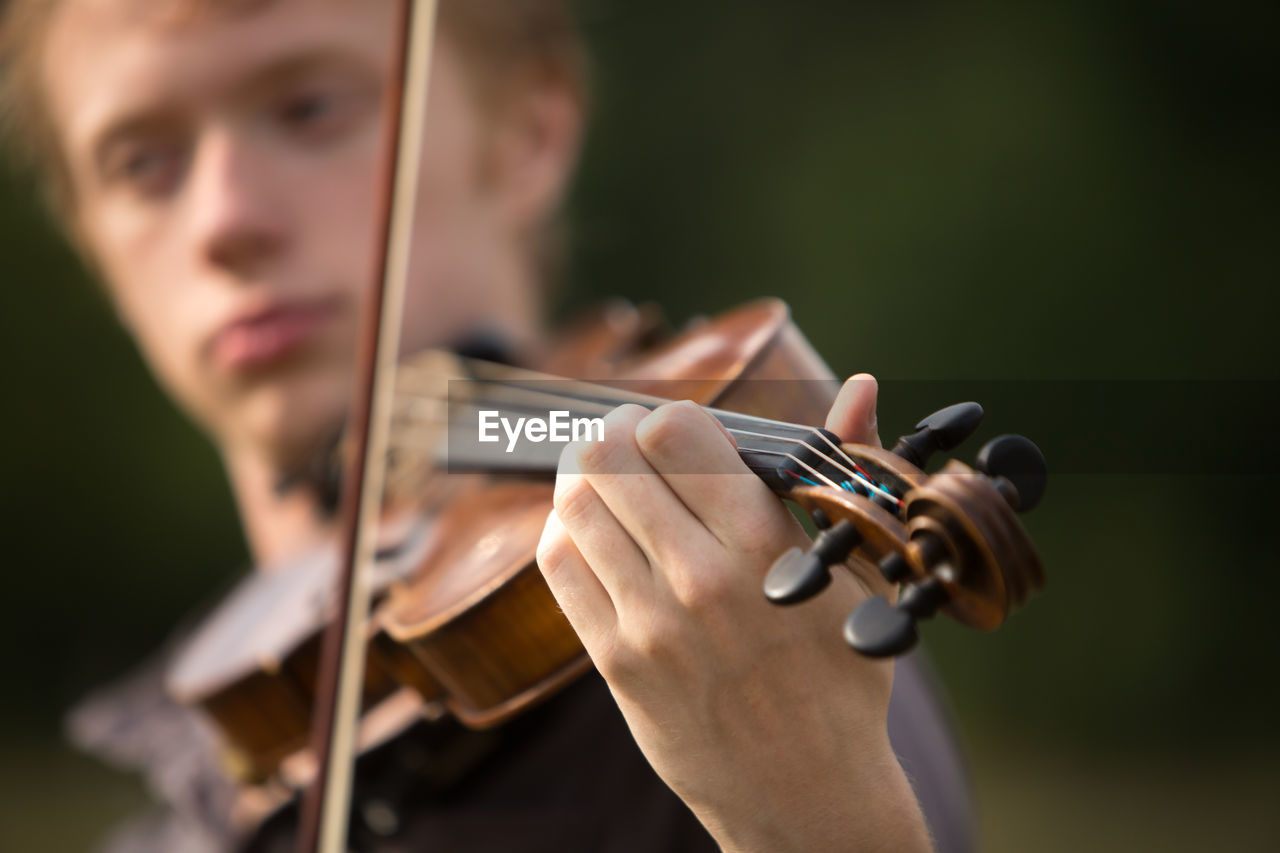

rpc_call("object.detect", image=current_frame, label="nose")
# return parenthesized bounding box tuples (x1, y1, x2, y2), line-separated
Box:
(187, 126, 289, 278)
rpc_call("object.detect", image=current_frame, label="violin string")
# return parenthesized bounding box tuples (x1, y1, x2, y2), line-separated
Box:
(730, 447, 845, 490)
(393, 371, 818, 451)
(393, 352, 872, 470)
(391, 400, 815, 464)
(386, 404, 901, 505)
(391, 434, 848, 494)
(385, 413, 810, 462)
(727, 426, 862, 483)
(807, 430, 876, 484)
(729, 426, 900, 506)
(783, 469, 822, 488)
(387, 354, 904, 501)
(436, 355, 825, 438)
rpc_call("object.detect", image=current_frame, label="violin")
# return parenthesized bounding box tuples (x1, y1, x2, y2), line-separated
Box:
(167, 297, 1047, 782)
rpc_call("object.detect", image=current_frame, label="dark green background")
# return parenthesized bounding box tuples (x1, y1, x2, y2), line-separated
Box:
(2, 2, 1277, 850)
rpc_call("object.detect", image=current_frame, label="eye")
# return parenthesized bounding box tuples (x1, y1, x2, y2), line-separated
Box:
(105, 139, 186, 199)
(281, 90, 335, 126)
(274, 78, 371, 143)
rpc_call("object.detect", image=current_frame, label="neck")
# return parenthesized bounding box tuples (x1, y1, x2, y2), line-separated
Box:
(223, 444, 334, 568)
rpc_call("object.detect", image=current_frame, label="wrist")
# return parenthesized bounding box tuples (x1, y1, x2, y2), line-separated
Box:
(707, 734, 933, 853)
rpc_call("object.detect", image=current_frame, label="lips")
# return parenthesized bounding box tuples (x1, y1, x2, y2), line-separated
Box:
(209, 298, 341, 372)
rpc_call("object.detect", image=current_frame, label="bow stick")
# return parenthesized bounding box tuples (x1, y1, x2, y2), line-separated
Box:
(295, 2, 440, 851)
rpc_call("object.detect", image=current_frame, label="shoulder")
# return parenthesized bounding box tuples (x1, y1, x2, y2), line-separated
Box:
(66, 643, 242, 850)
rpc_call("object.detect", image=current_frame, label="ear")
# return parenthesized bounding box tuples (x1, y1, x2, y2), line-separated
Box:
(485, 80, 583, 233)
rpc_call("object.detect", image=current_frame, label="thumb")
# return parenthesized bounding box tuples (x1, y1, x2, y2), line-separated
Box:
(825, 373, 881, 448)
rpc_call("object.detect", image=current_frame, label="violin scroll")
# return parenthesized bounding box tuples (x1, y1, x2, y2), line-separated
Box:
(764, 404, 1048, 658)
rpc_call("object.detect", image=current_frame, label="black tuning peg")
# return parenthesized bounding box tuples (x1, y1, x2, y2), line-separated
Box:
(764, 520, 862, 605)
(975, 434, 1047, 512)
(891, 402, 985, 469)
(845, 576, 949, 657)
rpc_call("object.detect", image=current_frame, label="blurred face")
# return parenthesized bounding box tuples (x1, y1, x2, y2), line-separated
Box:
(43, 0, 565, 468)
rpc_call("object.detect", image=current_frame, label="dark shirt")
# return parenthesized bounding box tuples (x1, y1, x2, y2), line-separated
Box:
(70, 643, 973, 852)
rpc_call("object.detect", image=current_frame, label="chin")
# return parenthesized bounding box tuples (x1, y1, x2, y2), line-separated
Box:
(241, 368, 353, 474)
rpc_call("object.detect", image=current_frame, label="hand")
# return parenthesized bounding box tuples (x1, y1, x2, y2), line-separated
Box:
(536, 375, 932, 852)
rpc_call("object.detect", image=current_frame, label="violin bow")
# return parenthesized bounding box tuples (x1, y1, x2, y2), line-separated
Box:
(295, 2, 440, 851)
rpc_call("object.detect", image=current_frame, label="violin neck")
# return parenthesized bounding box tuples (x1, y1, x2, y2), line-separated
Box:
(405, 366, 846, 496)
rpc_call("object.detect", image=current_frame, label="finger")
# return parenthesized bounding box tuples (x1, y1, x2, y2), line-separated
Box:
(552, 448, 654, 607)
(633, 400, 787, 550)
(826, 373, 880, 447)
(575, 404, 719, 566)
(536, 509, 618, 650)
(703, 406, 739, 448)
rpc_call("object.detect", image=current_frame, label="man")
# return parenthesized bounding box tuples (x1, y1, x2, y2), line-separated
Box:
(0, 0, 970, 850)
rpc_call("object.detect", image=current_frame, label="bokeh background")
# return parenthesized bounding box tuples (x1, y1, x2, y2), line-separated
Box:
(2, 1, 1278, 850)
